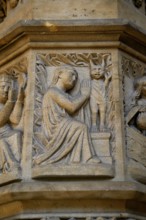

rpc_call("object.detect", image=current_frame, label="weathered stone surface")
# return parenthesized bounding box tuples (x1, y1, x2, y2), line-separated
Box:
(0, 0, 146, 219)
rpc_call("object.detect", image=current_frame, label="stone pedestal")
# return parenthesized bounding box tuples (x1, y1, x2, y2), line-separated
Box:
(91, 132, 112, 164)
(0, 0, 146, 219)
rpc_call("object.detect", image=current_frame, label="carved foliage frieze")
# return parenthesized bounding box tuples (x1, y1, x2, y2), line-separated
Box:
(0, 58, 27, 180)
(32, 52, 115, 178)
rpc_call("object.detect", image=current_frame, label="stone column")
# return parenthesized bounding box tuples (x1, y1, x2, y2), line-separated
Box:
(0, 0, 146, 219)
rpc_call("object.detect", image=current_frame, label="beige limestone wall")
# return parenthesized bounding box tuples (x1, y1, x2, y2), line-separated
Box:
(118, 0, 146, 29)
(0, 0, 146, 219)
(0, 0, 146, 36)
(32, 0, 118, 20)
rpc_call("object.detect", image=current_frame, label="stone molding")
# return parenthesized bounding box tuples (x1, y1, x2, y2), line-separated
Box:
(0, 19, 146, 67)
(0, 2, 146, 220)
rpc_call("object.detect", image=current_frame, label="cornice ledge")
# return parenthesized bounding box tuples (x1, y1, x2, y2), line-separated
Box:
(0, 181, 146, 205)
(0, 19, 146, 48)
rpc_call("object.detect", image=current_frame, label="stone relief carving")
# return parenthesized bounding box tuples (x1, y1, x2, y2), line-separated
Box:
(0, 58, 27, 174)
(130, 75, 146, 132)
(90, 58, 111, 132)
(132, 0, 143, 8)
(0, 0, 21, 22)
(33, 53, 114, 177)
(9, 0, 19, 8)
(122, 56, 146, 183)
(0, 0, 7, 21)
(34, 65, 101, 165)
(40, 217, 137, 220)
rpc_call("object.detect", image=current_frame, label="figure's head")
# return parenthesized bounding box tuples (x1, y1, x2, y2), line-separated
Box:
(89, 60, 104, 80)
(10, 0, 19, 8)
(52, 66, 78, 90)
(0, 74, 11, 103)
(134, 75, 146, 99)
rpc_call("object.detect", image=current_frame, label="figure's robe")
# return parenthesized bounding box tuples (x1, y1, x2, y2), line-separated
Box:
(0, 105, 21, 172)
(35, 87, 96, 165)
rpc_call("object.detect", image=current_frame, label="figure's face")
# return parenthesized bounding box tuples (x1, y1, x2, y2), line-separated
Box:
(90, 67, 104, 80)
(0, 81, 9, 103)
(61, 68, 77, 90)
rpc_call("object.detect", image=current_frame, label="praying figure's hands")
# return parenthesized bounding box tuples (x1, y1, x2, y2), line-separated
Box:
(8, 83, 17, 102)
(105, 71, 112, 88)
(81, 79, 91, 99)
(17, 87, 25, 102)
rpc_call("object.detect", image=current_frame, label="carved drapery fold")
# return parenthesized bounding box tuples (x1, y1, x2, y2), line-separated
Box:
(122, 56, 146, 183)
(31, 52, 115, 179)
(0, 58, 27, 179)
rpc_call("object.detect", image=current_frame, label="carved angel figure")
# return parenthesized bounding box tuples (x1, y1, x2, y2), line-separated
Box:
(34, 65, 101, 165)
(0, 74, 24, 173)
(89, 60, 111, 132)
